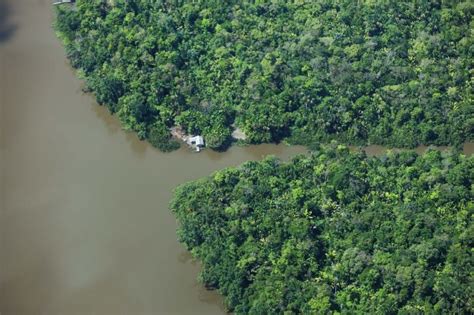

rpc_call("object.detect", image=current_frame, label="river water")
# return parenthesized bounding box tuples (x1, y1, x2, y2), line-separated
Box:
(0, 2, 307, 314)
(0, 1, 472, 315)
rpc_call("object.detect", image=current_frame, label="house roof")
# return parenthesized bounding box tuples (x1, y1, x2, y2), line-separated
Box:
(189, 135, 204, 146)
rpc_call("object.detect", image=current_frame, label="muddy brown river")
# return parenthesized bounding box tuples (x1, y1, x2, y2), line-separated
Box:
(0, 1, 472, 315)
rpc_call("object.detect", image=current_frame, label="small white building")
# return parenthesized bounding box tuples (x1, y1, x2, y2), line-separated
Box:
(187, 136, 205, 152)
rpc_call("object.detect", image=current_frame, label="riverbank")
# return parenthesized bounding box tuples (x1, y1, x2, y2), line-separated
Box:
(54, 2, 473, 153)
(1, 1, 472, 315)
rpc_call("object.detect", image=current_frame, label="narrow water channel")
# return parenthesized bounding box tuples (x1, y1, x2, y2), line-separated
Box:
(0, 1, 472, 315)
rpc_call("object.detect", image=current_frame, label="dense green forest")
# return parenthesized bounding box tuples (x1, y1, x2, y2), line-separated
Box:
(171, 144, 473, 313)
(55, 0, 473, 151)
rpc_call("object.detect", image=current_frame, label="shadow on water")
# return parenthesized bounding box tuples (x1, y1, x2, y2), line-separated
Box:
(0, 2, 17, 45)
(92, 102, 150, 157)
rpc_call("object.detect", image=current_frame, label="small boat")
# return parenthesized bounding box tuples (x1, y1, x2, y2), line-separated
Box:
(53, 0, 75, 6)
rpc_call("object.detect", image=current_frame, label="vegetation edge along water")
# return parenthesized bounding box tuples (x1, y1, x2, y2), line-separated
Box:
(53, 2, 473, 313)
(54, 1, 473, 152)
(171, 143, 473, 314)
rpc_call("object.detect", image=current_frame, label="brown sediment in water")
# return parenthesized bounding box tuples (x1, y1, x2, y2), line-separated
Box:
(0, 2, 305, 314)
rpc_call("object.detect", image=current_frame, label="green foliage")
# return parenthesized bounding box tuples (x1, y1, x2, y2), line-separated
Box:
(171, 145, 473, 313)
(148, 122, 180, 152)
(204, 124, 232, 150)
(55, 0, 473, 151)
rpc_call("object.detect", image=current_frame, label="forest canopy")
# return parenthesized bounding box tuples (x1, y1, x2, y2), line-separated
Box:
(55, 0, 473, 151)
(171, 144, 473, 314)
